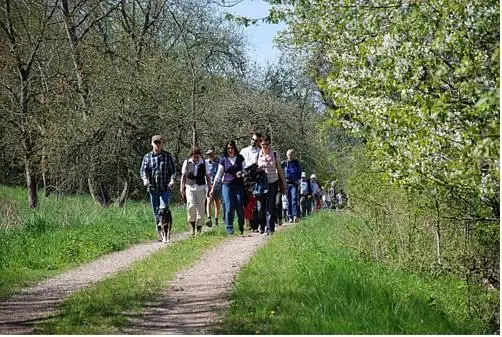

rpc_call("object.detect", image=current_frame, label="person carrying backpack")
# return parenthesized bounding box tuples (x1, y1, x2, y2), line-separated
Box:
(254, 135, 286, 235)
(299, 172, 312, 217)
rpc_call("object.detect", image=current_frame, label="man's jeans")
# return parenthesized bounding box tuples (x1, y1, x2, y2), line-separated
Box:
(287, 183, 299, 220)
(149, 189, 171, 225)
(222, 182, 245, 234)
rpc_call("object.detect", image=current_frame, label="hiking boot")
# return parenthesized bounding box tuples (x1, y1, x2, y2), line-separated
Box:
(205, 218, 213, 227)
(190, 221, 196, 235)
(197, 225, 202, 233)
(215, 218, 218, 226)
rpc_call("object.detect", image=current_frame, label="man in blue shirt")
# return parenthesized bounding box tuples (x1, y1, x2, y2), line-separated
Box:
(140, 135, 177, 241)
(281, 149, 302, 223)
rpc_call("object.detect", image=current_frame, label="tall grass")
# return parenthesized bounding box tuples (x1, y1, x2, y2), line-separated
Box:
(0, 185, 187, 299)
(218, 211, 493, 334)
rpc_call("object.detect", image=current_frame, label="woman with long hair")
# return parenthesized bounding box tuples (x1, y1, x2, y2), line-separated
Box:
(255, 135, 286, 235)
(209, 140, 246, 235)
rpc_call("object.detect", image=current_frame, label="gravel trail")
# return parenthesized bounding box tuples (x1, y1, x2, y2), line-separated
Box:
(0, 224, 290, 335)
(120, 232, 270, 335)
(0, 231, 192, 335)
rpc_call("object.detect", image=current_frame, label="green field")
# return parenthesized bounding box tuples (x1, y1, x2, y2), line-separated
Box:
(0, 185, 188, 299)
(218, 211, 492, 334)
(1, 186, 495, 334)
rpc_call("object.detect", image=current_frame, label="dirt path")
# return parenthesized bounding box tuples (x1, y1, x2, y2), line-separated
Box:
(0, 225, 289, 335)
(120, 232, 270, 335)
(0, 231, 193, 334)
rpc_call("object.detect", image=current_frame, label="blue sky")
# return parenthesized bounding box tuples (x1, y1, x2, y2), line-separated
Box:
(227, 0, 286, 67)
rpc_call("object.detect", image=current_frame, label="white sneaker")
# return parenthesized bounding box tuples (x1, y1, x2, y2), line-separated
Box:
(294, 217, 299, 223)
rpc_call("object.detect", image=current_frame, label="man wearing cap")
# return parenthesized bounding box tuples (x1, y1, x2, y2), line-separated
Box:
(205, 147, 222, 227)
(140, 135, 177, 241)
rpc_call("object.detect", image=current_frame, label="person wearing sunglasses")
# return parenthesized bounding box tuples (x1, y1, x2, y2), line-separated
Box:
(240, 132, 262, 230)
(140, 135, 177, 241)
(240, 132, 262, 169)
(254, 135, 287, 235)
(209, 140, 246, 235)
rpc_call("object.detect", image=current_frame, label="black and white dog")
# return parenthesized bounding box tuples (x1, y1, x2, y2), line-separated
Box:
(157, 207, 173, 243)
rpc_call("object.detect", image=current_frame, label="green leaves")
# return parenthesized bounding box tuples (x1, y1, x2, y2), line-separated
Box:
(266, 0, 499, 218)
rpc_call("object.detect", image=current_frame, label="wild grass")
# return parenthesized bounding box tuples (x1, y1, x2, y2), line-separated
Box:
(34, 230, 227, 334)
(218, 211, 493, 334)
(0, 185, 187, 299)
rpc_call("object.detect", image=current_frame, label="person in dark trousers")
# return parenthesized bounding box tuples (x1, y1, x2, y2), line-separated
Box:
(139, 135, 177, 241)
(209, 140, 246, 235)
(282, 149, 302, 223)
(299, 172, 312, 217)
(240, 132, 262, 230)
(255, 135, 287, 235)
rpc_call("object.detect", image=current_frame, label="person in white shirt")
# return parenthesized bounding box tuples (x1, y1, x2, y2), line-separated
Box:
(240, 132, 262, 230)
(240, 132, 262, 169)
(180, 147, 212, 235)
(310, 174, 322, 212)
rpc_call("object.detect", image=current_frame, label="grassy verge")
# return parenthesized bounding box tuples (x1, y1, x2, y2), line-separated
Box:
(0, 185, 188, 299)
(34, 229, 226, 334)
(218, 211, 493, 334)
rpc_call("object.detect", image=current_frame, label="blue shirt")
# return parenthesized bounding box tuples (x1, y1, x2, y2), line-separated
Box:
(207, 157, 220, 184)
(282, 159, 302, 184)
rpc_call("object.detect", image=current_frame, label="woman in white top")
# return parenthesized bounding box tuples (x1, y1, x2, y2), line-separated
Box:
(180, 147, 212, 235)
(255, 135, 286, 235)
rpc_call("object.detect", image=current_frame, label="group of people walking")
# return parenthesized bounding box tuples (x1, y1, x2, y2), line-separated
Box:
(139, 133, 328, 240)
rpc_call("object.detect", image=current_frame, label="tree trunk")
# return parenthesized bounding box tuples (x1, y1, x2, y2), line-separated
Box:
(116, 179, 128, 208)
(88, 177, 109, 207)
(61, 0, 111, 206)
(435, 200, 442, 265)
(24, 154, 38, 209)
(192, 121, 197, 148)
(41, 154, 49, 198)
